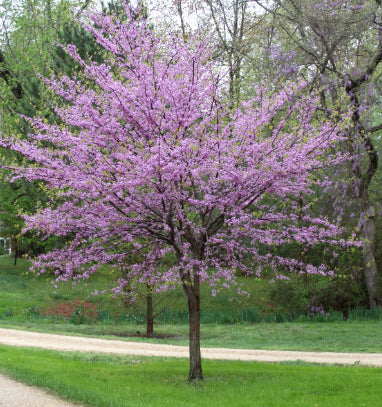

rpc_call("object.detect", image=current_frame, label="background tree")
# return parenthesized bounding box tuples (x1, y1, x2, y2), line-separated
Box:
(162, 0, 265, 104)
(252, 0, 382, 308)
(1, 0, 164, 332)
(189, 0, 252, 105)
(119, 240, 178, 337)
(0, 0, 97, 260)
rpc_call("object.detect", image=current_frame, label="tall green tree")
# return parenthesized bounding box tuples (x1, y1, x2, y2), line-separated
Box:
(252, 0, 382, 308)
(0, 0, 94, 259)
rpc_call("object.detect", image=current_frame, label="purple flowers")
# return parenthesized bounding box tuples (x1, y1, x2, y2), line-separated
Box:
(309, 304, 330, 318)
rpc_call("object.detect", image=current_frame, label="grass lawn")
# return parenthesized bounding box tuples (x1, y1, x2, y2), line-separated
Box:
(0, 345, 381, 407)
(0, 256, 271, 318)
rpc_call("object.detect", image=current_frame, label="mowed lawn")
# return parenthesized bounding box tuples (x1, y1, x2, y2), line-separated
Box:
(1, 256, 381, 406)
(0, 345, 381, 407)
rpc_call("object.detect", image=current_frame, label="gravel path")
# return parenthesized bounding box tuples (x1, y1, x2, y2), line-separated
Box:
(1, 328, 382, 365)
(0, 374, 79, 407)
(0, 327, 381, 406)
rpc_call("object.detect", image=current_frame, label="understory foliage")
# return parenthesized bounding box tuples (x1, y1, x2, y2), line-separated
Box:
(0, 3, 354, 380)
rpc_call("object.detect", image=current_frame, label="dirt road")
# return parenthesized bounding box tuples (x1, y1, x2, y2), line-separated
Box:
(1, 327, 381, 366)
(0, 327, 381, 406)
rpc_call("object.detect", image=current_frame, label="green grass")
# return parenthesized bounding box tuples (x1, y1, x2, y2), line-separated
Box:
(0, 256, 118, 317)
(1, 255, 381, 326)
(0, 255, 273, 321)
(1, 256, 381, 405)
(0, 345, 381, 407)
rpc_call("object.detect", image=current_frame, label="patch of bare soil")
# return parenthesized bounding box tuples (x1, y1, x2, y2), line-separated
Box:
(108, 331, 184, 339)
(44, 299, 97, 319)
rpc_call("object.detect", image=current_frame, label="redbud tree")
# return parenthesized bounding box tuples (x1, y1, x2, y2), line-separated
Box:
(1, 5, 352, 380)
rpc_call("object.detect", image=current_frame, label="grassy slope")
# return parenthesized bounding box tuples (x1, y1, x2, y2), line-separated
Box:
(0, 257, 118, 315)
(0, 256, 271, 317)
(0, 346, 381, 407)
(1, 255, 382, 353)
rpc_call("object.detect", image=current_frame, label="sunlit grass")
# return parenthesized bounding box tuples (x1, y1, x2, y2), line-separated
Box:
(0, 345, 381, 407)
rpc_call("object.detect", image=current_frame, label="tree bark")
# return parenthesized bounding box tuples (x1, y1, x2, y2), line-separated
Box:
(183, 275, 203, 381)
(361, 206, 379, 309)
(0, 50, 24, 100)
(346, 87, 379, 309)
(146, 284, 154, 337)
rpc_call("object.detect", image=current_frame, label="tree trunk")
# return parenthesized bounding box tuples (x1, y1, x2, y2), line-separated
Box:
(362, 206, 379, 309)
(11, 237, 18, 266)
(345, 86, 379, 309)
(350, 144, 379, 309)
(184, 275, 203, 381)
(146, 284, 154, 337)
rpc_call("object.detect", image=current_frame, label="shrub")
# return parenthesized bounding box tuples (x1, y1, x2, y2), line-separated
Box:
(69, 307, 87, 325)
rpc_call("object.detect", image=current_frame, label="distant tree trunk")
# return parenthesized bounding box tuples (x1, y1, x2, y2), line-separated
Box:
(0, 50, 24, 100)
(345, 86, 380, 309)
(361, 205, 379, 309)
(183, 274, 203, 381)
(11, 237, 18, 266)
(146, 284, 154, 337)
